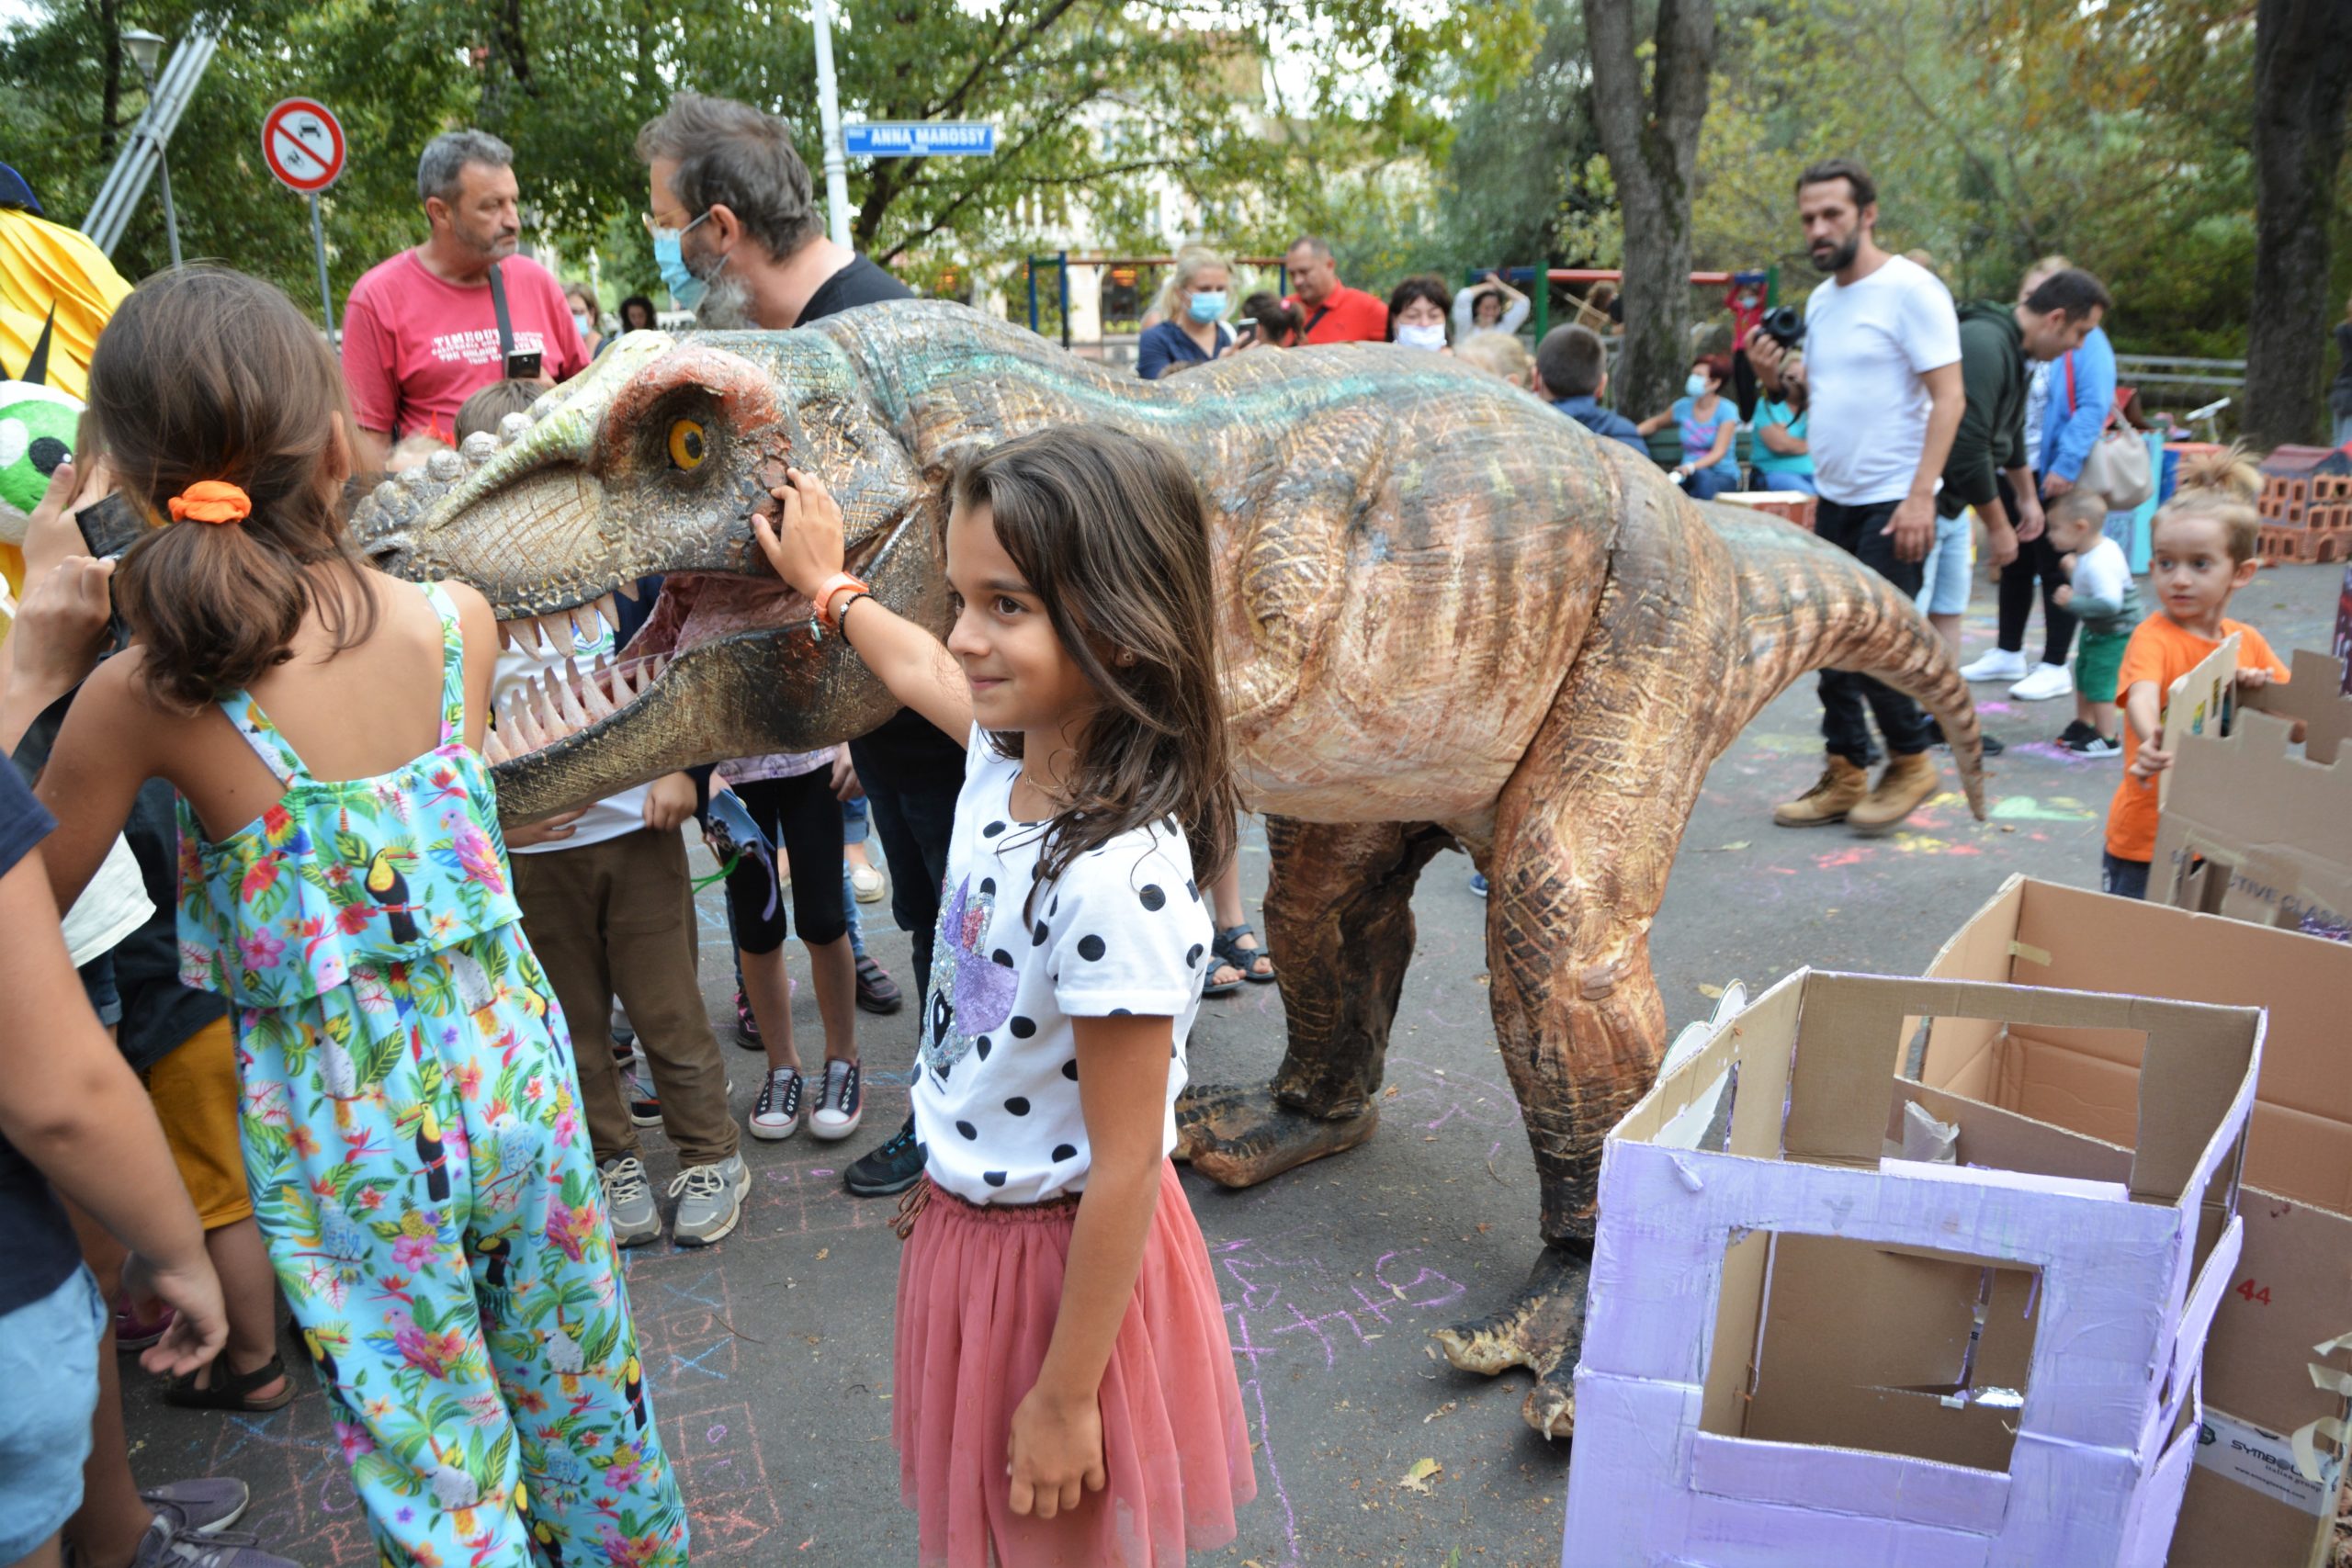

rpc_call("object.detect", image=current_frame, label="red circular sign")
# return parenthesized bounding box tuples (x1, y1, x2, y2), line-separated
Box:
(261, 98, 346, 194)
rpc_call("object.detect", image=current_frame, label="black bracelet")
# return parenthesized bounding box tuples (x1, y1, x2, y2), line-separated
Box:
(835, 591, 874, 634)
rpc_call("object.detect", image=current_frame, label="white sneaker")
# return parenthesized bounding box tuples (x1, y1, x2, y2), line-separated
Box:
(1957, 649, 2030, 682)
(809, 1058, 864, 1142)
(2007, 662, 2074, 702)
(749, 1068, 804, 1141)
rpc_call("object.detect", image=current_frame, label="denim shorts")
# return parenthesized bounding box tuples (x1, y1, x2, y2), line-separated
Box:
(0, 1266, 107, 1561)
(1917, 513, 1973, 615)
(77, 952, 123, 1029)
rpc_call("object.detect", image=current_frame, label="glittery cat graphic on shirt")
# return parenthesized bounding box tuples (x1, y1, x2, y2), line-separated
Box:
(922, 874, 1018, 1078)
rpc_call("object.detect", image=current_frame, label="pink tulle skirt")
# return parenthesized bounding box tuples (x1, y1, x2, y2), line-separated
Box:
(894, 1161, 1257, 1567)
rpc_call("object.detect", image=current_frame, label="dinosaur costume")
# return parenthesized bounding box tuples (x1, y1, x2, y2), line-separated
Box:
(350, 304, 1987, 1434)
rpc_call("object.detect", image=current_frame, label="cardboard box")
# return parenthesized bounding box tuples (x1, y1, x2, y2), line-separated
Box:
(1562, 971, 2262, 1567)
(1920, 876, 2352, 1568)
(2151, 649, 2352, 941)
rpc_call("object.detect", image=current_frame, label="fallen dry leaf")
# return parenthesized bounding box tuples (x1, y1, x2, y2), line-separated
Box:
(815, 1247, 829, 1261)
(1696, 983, 1724, 998)
(1399, 1457, 1442, 1493)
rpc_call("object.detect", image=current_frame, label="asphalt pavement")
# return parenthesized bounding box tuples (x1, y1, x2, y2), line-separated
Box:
(119, 561, 2346, 1567)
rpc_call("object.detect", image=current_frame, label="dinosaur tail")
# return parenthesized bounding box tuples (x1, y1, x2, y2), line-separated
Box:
(1717, 513, 1987, 819)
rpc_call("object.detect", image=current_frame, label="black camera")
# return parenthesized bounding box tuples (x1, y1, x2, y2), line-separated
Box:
(1757, 305, 1805, 349)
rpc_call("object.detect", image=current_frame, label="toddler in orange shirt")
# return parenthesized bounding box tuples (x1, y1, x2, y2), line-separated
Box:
(2102, 449, 2288, 899)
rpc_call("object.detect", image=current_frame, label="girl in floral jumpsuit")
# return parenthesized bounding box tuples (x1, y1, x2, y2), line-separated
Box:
(32, 265, 688, 1566)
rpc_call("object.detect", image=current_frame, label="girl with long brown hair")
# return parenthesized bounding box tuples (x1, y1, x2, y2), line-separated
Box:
(753, 424, 1256, 1565)
(29, 265, 688, 1564)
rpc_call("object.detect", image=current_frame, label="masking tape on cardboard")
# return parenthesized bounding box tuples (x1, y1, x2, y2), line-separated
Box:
(2312, 1331, 2352, 1359)
(2310, 1363, 2352, 1399)
(2007, 940, 2052, 967)
(2199, 1406, 2341, 1512)
(2289, 1416, 2346, 1491)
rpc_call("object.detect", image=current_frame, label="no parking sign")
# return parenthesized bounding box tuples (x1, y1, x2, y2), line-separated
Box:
(261, 98, 345, 193)
(262, 97, 346, 335)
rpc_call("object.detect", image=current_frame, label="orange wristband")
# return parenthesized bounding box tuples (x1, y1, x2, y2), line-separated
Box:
(814, 572, 870, 632)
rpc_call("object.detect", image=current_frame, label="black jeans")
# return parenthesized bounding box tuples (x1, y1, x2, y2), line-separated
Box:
(724, 769, 850, 953)
(849, 707, 965, 1001)
(1994, 471, 2076, 665)
(1815, 498, 1938, 765)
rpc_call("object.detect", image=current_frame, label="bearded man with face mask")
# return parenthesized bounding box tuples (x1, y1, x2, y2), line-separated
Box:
(340, 130, 589, 473)
(635, 92, 944, 1201)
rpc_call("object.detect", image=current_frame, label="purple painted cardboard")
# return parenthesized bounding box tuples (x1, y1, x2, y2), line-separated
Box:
(1561, 970, 2261, 1567)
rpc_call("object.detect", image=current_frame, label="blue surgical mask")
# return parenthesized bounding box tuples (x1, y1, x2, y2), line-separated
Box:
(1686, 373, 1711, 398)
(651, 211, 714, 307)
(1187, 290, 1227, 323)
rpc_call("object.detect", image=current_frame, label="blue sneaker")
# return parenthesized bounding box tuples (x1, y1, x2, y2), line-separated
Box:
(1470, 872, 1488, 898)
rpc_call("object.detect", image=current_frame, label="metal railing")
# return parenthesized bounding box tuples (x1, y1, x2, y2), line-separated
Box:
(2114, 355, 2245, 392)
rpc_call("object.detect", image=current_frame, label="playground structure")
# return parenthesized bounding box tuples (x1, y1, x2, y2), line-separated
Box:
(1023, 252, 1290, 360)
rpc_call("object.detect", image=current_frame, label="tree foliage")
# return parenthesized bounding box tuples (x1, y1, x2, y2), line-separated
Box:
(0, 0, 1391, 310)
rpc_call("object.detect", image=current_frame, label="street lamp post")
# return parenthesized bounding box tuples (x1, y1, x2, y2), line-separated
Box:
(121, 28, 181, 268)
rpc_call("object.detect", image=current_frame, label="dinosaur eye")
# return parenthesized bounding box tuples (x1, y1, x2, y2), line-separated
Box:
(666, 419, 707, 470)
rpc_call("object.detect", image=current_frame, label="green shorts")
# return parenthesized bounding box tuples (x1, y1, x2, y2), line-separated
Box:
(2075, 626, 2131, 706)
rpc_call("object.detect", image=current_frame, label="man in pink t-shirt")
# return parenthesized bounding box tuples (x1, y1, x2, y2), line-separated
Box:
(341, 130, 588, 469)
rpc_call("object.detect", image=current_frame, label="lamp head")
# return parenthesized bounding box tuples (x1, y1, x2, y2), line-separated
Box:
(121, 28, 164, 82)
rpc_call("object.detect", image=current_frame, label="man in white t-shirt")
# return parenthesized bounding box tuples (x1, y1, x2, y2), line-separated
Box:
(1747, 157, 1963, 837)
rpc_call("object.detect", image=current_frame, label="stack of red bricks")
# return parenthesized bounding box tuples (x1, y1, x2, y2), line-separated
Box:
(1715, 490, 1818, 533)
(2256, 446, 2352, 565)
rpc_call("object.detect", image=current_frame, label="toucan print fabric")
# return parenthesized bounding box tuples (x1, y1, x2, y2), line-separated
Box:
(175, 582, 688, 1566)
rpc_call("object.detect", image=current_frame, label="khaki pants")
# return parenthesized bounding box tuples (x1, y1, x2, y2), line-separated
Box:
(512, 828, 739, 1168)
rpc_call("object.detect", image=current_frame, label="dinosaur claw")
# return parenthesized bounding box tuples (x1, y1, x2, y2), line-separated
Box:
(1430, 1244, 1593, 1437)
(1173, 1083, 1378, 1187)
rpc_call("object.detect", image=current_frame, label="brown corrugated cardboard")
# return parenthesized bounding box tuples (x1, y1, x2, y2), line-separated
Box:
(1921, 876, 2352, 1568)
(2152, 648, 2352, 940)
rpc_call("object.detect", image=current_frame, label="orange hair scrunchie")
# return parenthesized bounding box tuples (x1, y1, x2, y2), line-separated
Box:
(167, 480, 252, 525)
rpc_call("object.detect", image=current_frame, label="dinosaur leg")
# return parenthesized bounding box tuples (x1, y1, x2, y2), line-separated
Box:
(1177, 816, 1451, 1186)
(1430, 693, 1702, 1438)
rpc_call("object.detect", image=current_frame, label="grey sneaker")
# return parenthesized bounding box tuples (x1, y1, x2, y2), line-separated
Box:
(140, 1478, 249, 1533)
(127, 1517, 300, 1568)
(599, 1155, 662, 1247)
(670, 1154, 751, 1247)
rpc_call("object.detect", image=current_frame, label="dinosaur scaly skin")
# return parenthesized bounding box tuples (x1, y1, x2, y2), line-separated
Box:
(351, 302, 1986, 1435)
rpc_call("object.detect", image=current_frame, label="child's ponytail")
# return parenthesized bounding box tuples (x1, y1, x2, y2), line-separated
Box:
(85, 265, 373, 712)
(2172, 443, 2260, 504)
(2151, 441, 2262, 565)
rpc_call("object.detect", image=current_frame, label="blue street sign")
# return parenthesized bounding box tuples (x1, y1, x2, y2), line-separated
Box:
(842, 121, 997, 157)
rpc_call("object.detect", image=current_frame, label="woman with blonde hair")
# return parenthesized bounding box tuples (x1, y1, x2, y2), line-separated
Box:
(1136, 245, 1233, 380)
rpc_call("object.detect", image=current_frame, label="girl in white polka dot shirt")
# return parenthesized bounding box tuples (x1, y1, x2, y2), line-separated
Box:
(754, 425, 1256, 1565)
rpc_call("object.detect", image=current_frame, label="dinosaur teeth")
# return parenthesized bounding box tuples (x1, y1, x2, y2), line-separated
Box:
(535, 615, 570, 658)
(551, 662, 594, 729)
(581, 660, 616, 721)
(499, 687, 544, 751)
(481, 725, 511, 764)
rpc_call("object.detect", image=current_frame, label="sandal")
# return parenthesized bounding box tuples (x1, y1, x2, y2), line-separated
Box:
(1212, 925, 1276, 987)
(164, 1354, 294, 1414)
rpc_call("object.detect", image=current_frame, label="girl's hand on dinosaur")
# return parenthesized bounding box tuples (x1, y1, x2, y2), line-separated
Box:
(752, 466, 846, 599)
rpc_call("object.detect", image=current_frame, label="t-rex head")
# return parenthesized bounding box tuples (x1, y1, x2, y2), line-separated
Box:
(350, 328, 944, 818)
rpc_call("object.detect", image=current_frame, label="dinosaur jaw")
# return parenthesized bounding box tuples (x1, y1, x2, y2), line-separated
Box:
(480, 522, 916, 818)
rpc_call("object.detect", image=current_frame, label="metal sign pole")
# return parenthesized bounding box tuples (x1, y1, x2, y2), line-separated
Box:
(809, 0, 854, 249)
(309, 193, 336, 338)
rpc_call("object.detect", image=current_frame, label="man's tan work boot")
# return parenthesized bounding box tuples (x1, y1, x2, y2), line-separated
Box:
(1772, 756, 1869, 828)
(1847, 751, 1939, 837)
